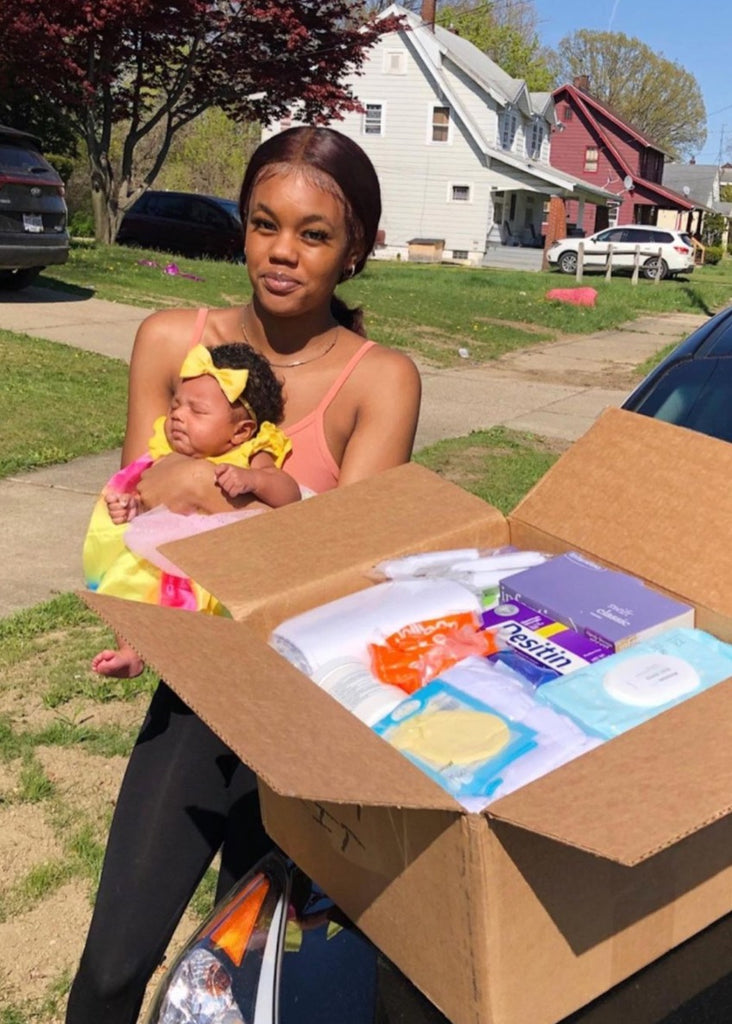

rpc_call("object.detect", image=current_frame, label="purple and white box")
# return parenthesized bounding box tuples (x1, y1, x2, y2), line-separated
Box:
(500, 551, 694, 652)
(481, 599, 610, 675)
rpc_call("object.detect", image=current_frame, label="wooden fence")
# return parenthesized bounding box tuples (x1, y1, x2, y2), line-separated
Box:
(574, 242, 665, 284)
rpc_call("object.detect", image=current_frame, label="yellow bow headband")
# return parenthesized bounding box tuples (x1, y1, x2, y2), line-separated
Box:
(179, 345, 257, 425)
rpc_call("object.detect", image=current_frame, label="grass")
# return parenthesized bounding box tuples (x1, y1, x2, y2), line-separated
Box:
(414, 425, 563, 514)
(37, 242, 732, 369)
(0, 331, 128, 477)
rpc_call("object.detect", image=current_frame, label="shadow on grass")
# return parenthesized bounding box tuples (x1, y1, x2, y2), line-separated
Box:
(679, 283, 715, 316)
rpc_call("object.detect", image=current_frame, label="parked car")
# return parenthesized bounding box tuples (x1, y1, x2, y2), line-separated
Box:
(144, 849, 732, 1024)
(622, 303, 732, 442)
(547, 225, 695, 280)
(117, 190, 244, 261)
(0, 124, 69, 290)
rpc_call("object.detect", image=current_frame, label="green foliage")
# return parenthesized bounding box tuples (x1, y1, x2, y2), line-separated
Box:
(155, 109, 260, 199)
(437, 1, 555, 89)
(721, 183, 732, 203)
(702, 212, 727, 247)
(704, 245, 724, 265)
(45, 153, 75, 182)
(555, 30, 706, 159)
(68, 210, 95, 237)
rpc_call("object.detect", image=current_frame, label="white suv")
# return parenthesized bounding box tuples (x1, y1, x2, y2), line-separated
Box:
(547, 225, 695, 280)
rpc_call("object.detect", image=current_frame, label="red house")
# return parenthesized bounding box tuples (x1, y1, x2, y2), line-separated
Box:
(550, 77, 693, 235)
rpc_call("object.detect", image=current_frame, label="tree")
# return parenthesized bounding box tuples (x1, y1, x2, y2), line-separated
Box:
(555, 30, 706, 160)
(0, 1, 399, 243)
(436, 1, 555, 90)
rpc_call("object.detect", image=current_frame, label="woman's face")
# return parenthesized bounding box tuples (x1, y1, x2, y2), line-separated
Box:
(164, 376, 253, 458)
(244, 168, 356, 319)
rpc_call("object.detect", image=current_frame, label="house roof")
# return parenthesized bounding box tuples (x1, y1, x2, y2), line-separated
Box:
(663, 163, 719, 207)
(379, 5, 616, 204)
(552, 82, 694, 212)
(553, 82, 669, 155)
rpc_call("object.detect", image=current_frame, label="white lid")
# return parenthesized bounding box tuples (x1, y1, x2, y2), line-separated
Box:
(602, 653, 700, 707)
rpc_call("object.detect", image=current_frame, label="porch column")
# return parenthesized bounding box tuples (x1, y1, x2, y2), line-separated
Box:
(576, 197, 586, 232)
(542, 195, 566, 270)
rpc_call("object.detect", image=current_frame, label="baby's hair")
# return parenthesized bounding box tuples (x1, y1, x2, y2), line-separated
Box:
(208, 343, 285, 425)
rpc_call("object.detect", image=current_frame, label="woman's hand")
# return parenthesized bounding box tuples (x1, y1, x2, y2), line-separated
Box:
(137, 454, 244, 514)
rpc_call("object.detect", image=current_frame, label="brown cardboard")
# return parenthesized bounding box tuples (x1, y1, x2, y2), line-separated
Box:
(82, 409, 732, 1024)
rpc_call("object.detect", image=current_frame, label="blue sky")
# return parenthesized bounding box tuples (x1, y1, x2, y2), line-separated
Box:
(531, 0, 731, 162)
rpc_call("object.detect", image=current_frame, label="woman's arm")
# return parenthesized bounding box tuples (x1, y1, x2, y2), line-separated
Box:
(337, 349, 422, 487)
(122, 309, 194, 465)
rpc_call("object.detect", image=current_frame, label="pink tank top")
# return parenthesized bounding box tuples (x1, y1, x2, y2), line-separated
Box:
(190, 309, 376, 493)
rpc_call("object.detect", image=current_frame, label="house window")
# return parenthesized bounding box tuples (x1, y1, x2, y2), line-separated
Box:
(452, 249, 469, 260)
(363, 103, 383, 136)
(431, 105, 450, 142)
(450, 184, 471, 202)
(584, 146, 599, 172)
(384, 49, 406, 75)
(563, 104, 573, 122)
(500, 109, 517, 150)
(527, 120, 544, 159)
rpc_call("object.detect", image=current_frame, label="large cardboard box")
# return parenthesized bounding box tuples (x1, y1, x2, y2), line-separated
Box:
(85, 409, 732, 1024)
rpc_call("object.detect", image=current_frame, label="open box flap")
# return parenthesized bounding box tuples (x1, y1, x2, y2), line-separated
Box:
(487, 677, 732, 865)
(510, 408, 732, 617)
(82, 592, 463, 813)
(159, 462, 507, 622)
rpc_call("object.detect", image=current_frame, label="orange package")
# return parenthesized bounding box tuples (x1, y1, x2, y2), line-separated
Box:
(369, 613, 500, 694)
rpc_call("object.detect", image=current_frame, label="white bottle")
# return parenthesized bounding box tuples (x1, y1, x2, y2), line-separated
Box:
(313, 658, 406, 726)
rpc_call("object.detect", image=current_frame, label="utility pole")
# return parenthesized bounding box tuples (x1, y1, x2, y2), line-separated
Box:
(717, 124, 726, 166)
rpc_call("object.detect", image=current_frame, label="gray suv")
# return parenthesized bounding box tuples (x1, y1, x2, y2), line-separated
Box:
(0, 124, 69, 291)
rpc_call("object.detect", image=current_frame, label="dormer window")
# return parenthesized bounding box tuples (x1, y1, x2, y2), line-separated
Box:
(527, 119, 544, 159)
(500, 109, 517, 150)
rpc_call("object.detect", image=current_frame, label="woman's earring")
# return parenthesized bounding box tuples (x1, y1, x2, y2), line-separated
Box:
(343, 265, 356, 280)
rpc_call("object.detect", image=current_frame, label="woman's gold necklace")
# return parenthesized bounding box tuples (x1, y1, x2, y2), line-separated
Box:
(239, 315, 339, 368)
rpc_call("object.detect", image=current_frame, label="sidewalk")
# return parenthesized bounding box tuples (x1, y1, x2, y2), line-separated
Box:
(0, 286, 707, 616)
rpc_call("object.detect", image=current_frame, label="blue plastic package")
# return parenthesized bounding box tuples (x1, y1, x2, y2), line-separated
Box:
(488, 648, 561, 688)
(372, 679, 536, 802)
(538, 627, 732, 738)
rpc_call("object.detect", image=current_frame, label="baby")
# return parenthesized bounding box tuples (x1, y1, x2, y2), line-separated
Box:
(85, 342, 300, 678)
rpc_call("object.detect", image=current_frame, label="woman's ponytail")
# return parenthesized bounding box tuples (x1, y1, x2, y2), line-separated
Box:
(331, 294, 366, 338)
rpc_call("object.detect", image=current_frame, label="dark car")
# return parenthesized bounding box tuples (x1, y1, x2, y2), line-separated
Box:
(622, 303, 732, 442)
(144, 850, 732, 1024)
(0, 124, 69, 290)
(117, 190, 243, 261)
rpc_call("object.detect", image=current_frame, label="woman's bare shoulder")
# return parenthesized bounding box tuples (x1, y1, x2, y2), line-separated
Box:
(358, 336, 421, 384)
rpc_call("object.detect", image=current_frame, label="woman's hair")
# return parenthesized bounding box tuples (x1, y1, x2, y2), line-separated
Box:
(239, 127, 382, 337)
(209, 342, 285, 425)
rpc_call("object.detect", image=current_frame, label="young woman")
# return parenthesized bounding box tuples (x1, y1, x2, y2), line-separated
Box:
(66, 126, 421, 1024)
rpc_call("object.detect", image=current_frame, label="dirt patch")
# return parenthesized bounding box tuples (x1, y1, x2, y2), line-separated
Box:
(0, 801, 64, 886)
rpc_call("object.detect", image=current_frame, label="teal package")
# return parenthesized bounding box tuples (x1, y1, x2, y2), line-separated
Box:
(372, 680, 537, 801)
(537, 627, 732, 739)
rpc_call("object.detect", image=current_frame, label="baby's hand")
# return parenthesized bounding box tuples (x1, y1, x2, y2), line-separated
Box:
(104, 490, 140, 525)
(214, 463, 259, 498)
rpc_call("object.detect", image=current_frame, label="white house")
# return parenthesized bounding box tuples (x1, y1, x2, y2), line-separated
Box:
(263, 2, 615, 265)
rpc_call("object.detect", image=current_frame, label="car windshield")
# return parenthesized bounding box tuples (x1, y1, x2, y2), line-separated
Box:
(0, 142, 51, 174)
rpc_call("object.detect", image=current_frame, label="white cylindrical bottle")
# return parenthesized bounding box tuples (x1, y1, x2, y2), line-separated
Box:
(313, 658, 406, 726)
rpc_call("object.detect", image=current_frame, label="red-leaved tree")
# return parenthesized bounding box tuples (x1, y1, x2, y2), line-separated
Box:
(0, 1, 398, 242)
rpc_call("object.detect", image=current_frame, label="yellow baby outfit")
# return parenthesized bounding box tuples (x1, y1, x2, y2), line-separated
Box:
(83, 420, 290, 614)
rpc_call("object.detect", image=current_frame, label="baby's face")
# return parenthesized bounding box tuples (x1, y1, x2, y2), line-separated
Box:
(165, 375, 253, 458)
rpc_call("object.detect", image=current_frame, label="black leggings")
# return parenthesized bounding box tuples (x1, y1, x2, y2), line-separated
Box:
(66, 681, 273, 1024)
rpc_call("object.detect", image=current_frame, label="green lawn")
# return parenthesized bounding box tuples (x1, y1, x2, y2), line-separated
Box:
(39, 241, 732, 368)
(0, 331, 128, 478)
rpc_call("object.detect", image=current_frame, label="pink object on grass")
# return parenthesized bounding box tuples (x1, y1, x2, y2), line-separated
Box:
(545, 287, 598, 307)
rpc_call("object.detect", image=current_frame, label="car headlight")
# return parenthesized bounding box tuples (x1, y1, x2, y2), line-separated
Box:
(144, 856, 289, 1024)
(156, 948, 245, 1023)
